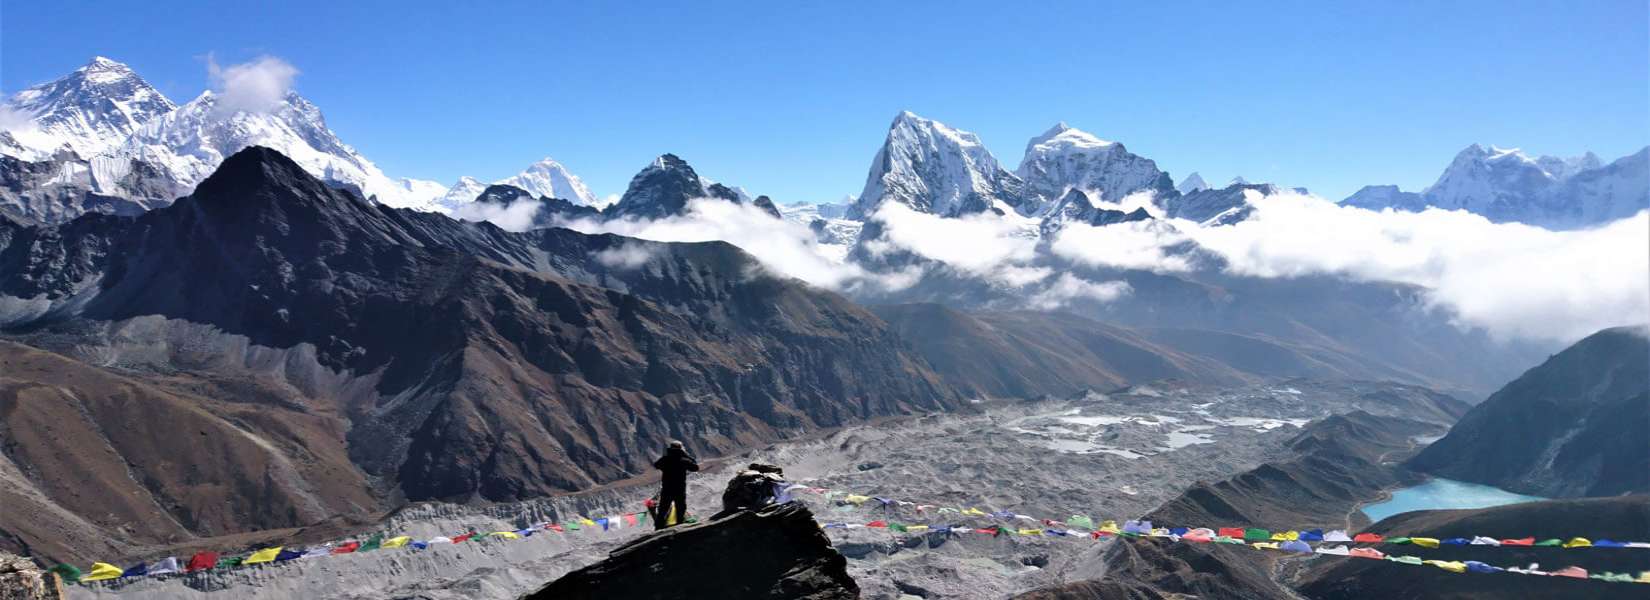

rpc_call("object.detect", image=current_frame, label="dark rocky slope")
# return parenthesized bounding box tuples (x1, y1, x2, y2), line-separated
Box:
(1408, 326, 1650, 497)
(0, 146, 959, 562)
(525, 502, 858, 600)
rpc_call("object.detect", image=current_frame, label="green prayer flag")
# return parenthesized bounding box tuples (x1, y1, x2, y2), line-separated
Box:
(568, 521, 581, 530)
(1243, 528, 1271, 541)
(1534, 538, 1562, 546)
(219, 556, 245, 568)
(890, 523, 908, 532)
(1067, 516, 1095, 530)
(637, 511, 649, 523)
(1388, 537, 1412, 545)
(49, 564, 81, 583)
(360, 534, 383, 552)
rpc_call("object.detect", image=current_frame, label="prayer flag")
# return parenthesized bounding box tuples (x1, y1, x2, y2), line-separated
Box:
(122, 562, 148, 577)
(1549, 566, 1588, 579)
(1562, 538, 1592, 548)
(1323, 530, 1352, 542)
(360, 534, 383, 552)
(490, 531, 520, 539)
(1351, 533, 1383, 543)
(332, 542, 361, 554)
(1280, 540, 1313, 553)
(624, 514, 638, 527)
(148, 557, 180, 576)
(1349, 547, 1385, 560)
(1409, 537, 1440, 548)
(82, 563, 124, 582)
(49, 564, 81, 583)
(1243, 528, 1271, 541)
(273, 549, 304, 562)
(1500, 537, 1534, 546)
(244, 548, 281, 565)
(383, 537, 412, 549)
(1424, 560, 1467, 573)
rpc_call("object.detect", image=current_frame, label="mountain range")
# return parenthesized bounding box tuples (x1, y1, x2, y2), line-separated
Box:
(1343, 144, 1648, 229)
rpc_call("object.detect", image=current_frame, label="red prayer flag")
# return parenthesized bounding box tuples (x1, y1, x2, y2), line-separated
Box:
(549, 524, 564, 532)
(331, 542, 361, 555)
(452, 533, 475, 543)
(185, 551, 219, 572)
(624, 514, 638, 527)
(867, 520, 888, 528)
(1352, 533, 1384, 543)
(1500, 537, 1534, 546)
(1218, 527, 1245, 538)
(1348, 548, 1385, 560)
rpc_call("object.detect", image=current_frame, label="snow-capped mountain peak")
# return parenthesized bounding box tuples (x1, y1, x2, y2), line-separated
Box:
(497, 157, 598, 205)
(2, 56, 176, 159)
(1025, 121, 1114, 154)
(1016, 122, 1172, 207)
(115, 88, 443, 209)
(849, 111, 1029, 219)
(1176, 172, 1209, 194)
(1343, 143, 1647, 229)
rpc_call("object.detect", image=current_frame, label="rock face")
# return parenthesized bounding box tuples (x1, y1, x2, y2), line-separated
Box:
(0, 146, 959, 563)
(526, 502, 859, 600)
(605, 154, 780, 220)
(0, 551, 62, 600)
(1407, 326, 1650, 497)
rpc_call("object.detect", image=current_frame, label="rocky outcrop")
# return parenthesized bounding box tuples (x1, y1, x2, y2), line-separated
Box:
(1408, 326, 1650, 497)
(0, 551, 62, 600)
(526, 502, 858, 600)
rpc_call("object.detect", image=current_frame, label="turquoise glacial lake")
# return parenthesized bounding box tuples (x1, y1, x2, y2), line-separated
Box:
(1361, 477, 1547, 523)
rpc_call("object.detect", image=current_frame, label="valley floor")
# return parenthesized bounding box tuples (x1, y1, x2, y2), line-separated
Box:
(70, 379, 1451, 600)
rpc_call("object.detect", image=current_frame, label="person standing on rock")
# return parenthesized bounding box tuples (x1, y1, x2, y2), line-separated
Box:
(652, 440, 699, 529)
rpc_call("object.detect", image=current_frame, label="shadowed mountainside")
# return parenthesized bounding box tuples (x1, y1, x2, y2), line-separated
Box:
(1407, 326, 1650, 497)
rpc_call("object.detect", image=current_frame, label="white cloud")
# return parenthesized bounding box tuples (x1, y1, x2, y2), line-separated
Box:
(1028, 273, 1132, 309)
(452, 197, 541, 232)
(207, 55, 299, 115)
(592, 243, 657, 269)
(1050, 219, 1195, 273)
(1169, 190, 1650, 342)
(556, 198, 868, 289)
(865, 202, 1040, 281)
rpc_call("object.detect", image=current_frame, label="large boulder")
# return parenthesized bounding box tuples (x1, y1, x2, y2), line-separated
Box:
(525, 502, 857, 600)
(0, 552, 62, 600)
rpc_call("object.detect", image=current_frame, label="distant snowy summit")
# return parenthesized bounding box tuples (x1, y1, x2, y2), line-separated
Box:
(1343, 144, 1649, 229)
(0, 57, 457, 219)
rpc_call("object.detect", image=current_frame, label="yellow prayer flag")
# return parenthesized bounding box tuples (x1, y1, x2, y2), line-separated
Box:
(1019, 528, 1042, 536)
(1099, 521, 1120, 534)
(1409, 537, 1440, 548)
(907, 525, 929, 532)
(1271, 531, 1299, 541)
(244, 547, 282, 564)
(844, 495, 871, 505)
(82, 562, 124, 582)
(1563, 537, 1592, 548)
(579, 518, 597, 527)
(382, 536, 411, 549)
(1251, 542, 1280, 550)
(1424, 560, 1467, 573)
(489, 531, 520, 539)
(666, 505, 678, 526)
(1635, 570, 1650, 583)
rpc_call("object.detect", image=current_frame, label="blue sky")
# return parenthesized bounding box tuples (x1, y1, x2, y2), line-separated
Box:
(4, 1, 1646, 202)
